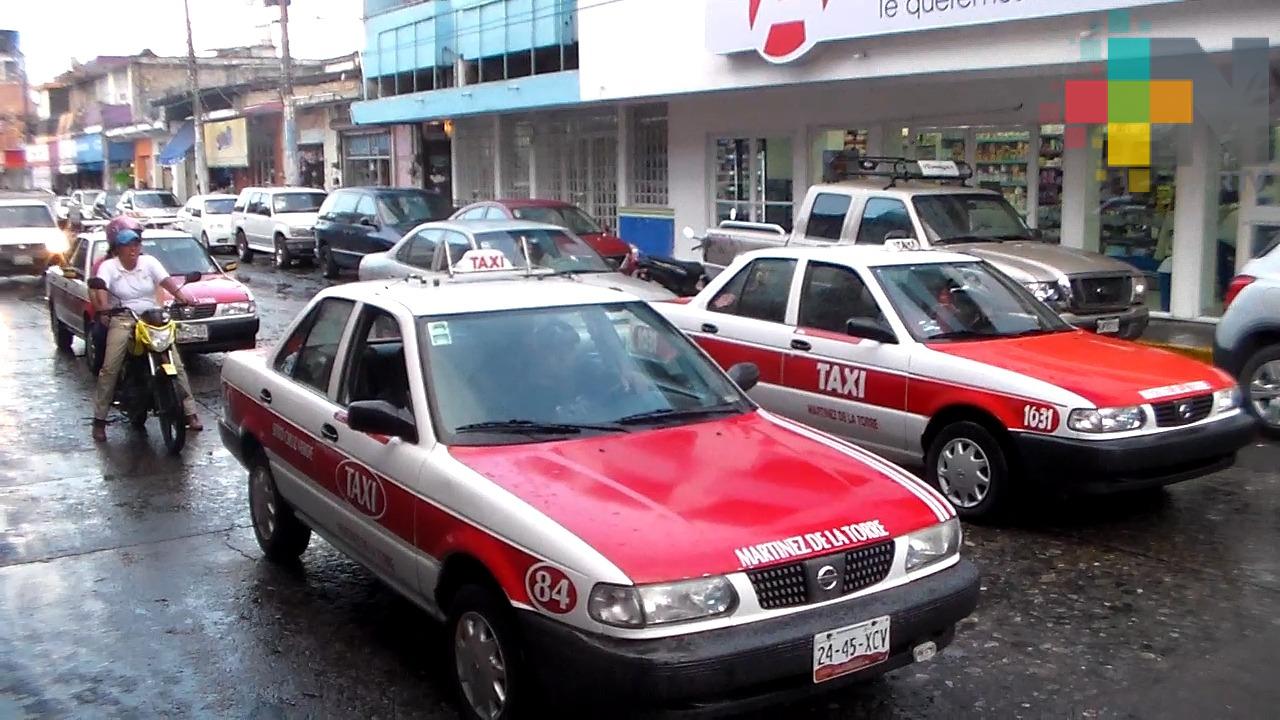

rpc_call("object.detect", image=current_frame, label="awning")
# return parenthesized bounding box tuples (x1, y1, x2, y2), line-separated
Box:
(157, 120, 196, 166)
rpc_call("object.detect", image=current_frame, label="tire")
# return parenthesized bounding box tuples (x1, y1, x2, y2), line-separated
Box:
(200, 232, 210, 249)
(85, 318, 101, 374)
(446, 584, 528, 720)
(236, 230, 254, 263)
(1241, 343, 1280, 439)
(153, 373, 187, 454)
(274, 235, 292, 269)
(49, 303, 73, 352)
(320, 245, 340, 279)
(248, 461, 311, 562)
(925, 420, 1012, 520)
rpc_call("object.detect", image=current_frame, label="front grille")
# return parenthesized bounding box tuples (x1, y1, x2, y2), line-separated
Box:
(747, 539, 896, 610)
(173, 304, 216, 320)
(1152, 394, 1214, 427)
(1071, 275, 1132, 311)
(843, 540, 897, 593)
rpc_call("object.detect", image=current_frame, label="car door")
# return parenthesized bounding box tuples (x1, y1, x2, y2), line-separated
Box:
(350, 193, 380, 258)
(331, 304, 431, 594)
(248, 193, 271, 247)
(50, 236, 90, 330)
(781, 260, 911, 460)
(682, 257, 800, 408)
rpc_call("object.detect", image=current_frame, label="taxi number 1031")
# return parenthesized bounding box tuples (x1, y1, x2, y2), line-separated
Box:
(1022, 404, 1057, 432)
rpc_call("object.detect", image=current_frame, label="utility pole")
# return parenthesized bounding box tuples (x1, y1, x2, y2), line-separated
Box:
(276, 0, 300, 186)
(184, 0, 209, 195)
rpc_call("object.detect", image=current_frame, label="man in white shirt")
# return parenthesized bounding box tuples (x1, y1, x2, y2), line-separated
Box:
(91, 217, 202, 443)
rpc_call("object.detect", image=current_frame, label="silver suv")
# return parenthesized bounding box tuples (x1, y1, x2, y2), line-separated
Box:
(1214, 234, 1280, 437)
(232, 187, 327, 269)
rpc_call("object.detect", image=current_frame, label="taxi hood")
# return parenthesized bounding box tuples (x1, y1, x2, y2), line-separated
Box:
(949, 241, 1138, 282)
(928, 331, 1236, 407)
(158, 274, 251, 304)
(574, 271, 676, 301)
(448, 411, 950, 584)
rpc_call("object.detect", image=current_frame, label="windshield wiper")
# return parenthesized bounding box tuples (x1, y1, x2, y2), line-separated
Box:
(617, 404, 742, 426)
(926, 330, 995, 341)
(933, 235, 998, 245)
(454, 419, 625, 435)
(1007, 327, 1070, 338)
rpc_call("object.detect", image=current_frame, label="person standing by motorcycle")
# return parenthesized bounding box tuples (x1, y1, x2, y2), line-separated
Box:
(91, 217, 202, 443)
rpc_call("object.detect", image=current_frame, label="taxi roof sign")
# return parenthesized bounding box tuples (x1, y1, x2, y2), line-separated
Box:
(455, 248, 514, 274)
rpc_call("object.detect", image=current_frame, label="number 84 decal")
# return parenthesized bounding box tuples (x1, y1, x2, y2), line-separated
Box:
(524, 563, 578, 615)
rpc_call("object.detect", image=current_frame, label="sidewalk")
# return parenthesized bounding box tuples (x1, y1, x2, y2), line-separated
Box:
(1137, 318, 1216, 363)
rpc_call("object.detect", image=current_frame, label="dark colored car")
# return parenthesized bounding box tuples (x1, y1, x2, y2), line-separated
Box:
(314, 187, 453, 278)
(451, 199, 631, 267)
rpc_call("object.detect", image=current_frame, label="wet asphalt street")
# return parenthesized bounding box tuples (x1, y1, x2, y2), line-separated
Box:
(2, 261, 1280, 720)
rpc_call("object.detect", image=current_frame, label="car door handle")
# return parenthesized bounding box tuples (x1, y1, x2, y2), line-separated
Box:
(791, 339, 812, 352)
(321, 424, 339, 442)
(258, 389, 272, 404)
(700, 323, 719, 334)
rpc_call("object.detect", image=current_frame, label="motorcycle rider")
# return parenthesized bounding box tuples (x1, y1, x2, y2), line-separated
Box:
(91, 216, 202, 443)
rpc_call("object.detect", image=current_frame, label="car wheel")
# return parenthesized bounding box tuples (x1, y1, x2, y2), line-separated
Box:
(248, 461, 312, 562)
(925, 421, 1011, 520)
(321, 245, 340, 279)
(84, 317, 100, 373)
(236, 231, 253, 263)
(447, 584, 528, 720)
(49, 303, 73, 352)
(1241, 343, 1280, 439)
(274, 235, 292, 269)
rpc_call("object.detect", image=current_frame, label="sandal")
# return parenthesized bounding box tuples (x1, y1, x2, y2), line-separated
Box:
(187, 415, 204, 431)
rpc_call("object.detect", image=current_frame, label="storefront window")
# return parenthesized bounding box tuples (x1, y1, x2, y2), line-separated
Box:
(910, 129, 966, 163)
(974, 130, 1031, 215)
(343, 132, 392, 188)
(811, 129, 868, 184)
(1097, 125, 1176, 311)
(1037, 125, 1065, 242)
(714, 136, 793, 230)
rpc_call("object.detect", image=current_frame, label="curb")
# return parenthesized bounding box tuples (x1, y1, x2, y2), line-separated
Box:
(1137, 340, 1214, 364)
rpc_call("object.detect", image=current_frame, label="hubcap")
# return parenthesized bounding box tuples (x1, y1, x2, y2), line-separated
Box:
(936, 438, 992, 508)
(250, 467, 277, 540)
(454, 611, 508, 720)
(1250, 360, 1280, 428)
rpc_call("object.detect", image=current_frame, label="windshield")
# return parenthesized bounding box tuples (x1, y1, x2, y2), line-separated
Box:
(872, 262, 1070, 342)
(204, 198, 235, 214)
(273, 192, 326, 214)
(101, 192, 122, 207)
(135, 192, 181, 209)
(470, 229, 612, 273)
(0, 204, 56, 228)
(510, 205, 602, 235)
(421, 302, 750, 445)
(912, 194, 1032, 244)
(82, 191, 103, 205)
(380, 191, 449, 226)
(140, 236, 219, 276)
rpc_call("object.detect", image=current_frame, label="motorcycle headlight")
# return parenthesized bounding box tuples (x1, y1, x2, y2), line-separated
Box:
(1067, 406, 1147, 433)
(45, 234, 71, 254)
(904, 518, 962, 573)
(1131, 276, 1148, 303)
(215, 301, 257, 317)
(1213, 387, 1240, 414)
(588, 576, 737, 628)
(146, 327, 174, 352)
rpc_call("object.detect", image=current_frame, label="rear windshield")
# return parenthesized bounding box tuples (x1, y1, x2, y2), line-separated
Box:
(135, 192, 181, 209)
(204, 199, 235, 214)
(510, 205, 601, 235)
(379, 191, 450, 226)
(273, 192, 327, 214)
(0, 204, 56, 228)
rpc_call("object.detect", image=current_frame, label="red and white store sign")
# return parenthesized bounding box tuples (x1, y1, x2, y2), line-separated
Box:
(706, 0, 1181, 64)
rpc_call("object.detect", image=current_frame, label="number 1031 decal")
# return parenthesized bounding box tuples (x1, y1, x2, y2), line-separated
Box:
(1022, 404, 1058, 432)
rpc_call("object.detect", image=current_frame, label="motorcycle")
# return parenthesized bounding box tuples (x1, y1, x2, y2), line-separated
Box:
(618, 244, 708, 297)
(87, 274, 200, 454)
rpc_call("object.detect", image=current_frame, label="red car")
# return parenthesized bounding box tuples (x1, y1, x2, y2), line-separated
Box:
(46, 229, 259, 357)
(451, 199, 631, 266)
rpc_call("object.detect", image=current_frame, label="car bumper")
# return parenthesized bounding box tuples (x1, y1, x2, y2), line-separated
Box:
(205, 230, 234, 246)
(175, 317, 259, 354)
(1014, 411, 1257, 493)
(519, 559, 980, 715)
(0, 248, 53, 277)
(1059, 304, 1149, 340)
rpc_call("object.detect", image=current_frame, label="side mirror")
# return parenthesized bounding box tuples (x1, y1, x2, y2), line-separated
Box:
(87, 277, 107, 291)
(348, 400, 418, 442)
(846, 318, 898, 344)
(184, 271, 204, 283)
(360, 216, 379, 228)
(726, 362, 760, 392)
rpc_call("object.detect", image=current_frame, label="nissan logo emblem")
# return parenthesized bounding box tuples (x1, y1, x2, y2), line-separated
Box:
(816, 565, 839, 592)
(1178, 401, 1195, 420)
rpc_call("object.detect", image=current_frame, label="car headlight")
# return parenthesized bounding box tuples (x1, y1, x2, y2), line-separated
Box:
(215, 301, 257, 317)
(1024, 281, 1064, 305)
(588, 576, 737, 628)
(289, 226, 313, 236)
(147, 327, 174, 352)
(45, 234, 71, 254)
(1131, 276, 1148, 302)
(1067, 406, 1147, 433)
(1213, 386, 1240, 414)
(904, 518, 962, 573)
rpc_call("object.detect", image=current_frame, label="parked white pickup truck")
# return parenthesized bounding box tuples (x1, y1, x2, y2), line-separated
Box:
(0, 191, 70, 277)
(694, 158, 1150, 339)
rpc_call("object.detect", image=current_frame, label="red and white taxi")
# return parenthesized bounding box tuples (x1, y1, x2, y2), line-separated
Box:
(218, 254, 979, 718)
(658, 246, 1257, 519)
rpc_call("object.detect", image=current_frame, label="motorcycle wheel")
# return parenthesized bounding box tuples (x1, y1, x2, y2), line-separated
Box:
(153, 374, 187, 455)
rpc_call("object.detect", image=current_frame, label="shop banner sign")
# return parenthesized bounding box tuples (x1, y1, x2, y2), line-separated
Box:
(74, 134, 104, 164)
(707, 0, 1182, 64)
(24, 143, 50, 165)
(204, 118, 250, 168)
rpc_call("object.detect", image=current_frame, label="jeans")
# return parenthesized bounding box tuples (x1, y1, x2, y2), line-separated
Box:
(93, 315, 197, 422)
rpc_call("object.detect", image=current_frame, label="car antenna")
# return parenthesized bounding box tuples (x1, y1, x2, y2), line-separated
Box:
(443, 241, 456, 279)
(518, 235, 534, 278)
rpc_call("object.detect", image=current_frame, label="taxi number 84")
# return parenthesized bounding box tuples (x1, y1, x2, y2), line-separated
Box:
(531, 570, 572, 610)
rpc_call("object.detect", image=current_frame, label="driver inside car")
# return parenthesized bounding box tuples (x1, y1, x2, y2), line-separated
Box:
(90, 217, 202, 443)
